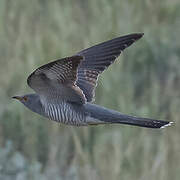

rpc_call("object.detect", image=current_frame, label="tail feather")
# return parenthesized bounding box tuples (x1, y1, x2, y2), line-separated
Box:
(103, 114, 173, 128)
(85, 103, 173, 129)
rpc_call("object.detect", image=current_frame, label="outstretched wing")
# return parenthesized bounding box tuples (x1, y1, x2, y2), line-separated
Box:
(76, 33, 144, 102)
(27, 56, 86, 104)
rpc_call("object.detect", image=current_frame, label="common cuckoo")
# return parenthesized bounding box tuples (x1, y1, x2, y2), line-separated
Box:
(13, 33, 173, 128)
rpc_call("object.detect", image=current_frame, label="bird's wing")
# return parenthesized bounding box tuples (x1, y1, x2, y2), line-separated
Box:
(76, 33, 144, 102)
(27, 56, 86, 104)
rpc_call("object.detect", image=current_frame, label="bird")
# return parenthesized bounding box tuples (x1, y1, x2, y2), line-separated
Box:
(12, 33, 173, 129)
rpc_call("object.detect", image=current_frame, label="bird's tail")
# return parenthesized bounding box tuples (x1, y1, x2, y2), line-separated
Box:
(85, 103, 173, 129)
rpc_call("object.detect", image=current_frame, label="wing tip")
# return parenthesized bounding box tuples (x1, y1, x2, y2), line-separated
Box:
(130, 32, 144, 41)
(136, 32, 144, 39)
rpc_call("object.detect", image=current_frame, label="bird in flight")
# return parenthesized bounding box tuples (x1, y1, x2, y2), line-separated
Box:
(13, 33, 173, 128)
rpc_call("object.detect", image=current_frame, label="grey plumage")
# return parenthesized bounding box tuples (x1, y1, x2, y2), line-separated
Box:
(12, 33, 173, 129)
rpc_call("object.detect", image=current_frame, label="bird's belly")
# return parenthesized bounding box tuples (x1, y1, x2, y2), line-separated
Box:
(44, 102, 86, 126)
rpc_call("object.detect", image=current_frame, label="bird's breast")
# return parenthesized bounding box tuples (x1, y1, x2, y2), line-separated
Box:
(43, 101, 87, 126)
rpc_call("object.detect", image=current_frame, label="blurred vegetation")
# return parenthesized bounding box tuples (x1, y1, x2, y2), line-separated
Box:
(0, 0, 180, 179)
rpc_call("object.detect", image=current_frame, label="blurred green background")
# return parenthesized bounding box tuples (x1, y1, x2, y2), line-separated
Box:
(0, 0, 180, 179)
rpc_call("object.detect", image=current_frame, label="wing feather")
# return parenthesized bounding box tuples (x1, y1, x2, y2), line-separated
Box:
(27, 33, 144, 104)
(76, 33, 144, 102)
(27, 55, 86, 104)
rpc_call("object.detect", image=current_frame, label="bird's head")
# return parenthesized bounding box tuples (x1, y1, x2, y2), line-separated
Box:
(12, 94, 43, 115)
(12, 95, 31, 106)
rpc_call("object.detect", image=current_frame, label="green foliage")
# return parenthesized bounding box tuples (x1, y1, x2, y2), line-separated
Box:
(0, 0, 180, 179)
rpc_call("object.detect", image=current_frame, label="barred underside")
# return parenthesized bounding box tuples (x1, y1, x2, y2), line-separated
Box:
(44, 101, 87, 126)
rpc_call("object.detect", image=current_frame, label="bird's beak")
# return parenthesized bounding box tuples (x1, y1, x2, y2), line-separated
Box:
(12, 96, 23, 101)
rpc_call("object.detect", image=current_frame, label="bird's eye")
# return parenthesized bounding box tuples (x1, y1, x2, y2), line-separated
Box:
(23, 96, 28, 101)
